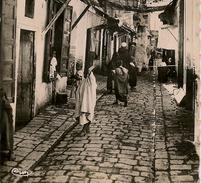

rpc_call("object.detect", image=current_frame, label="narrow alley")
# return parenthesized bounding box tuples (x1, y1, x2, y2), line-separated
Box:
(1, 74, 197, 183)
(0, 0, 200, 183)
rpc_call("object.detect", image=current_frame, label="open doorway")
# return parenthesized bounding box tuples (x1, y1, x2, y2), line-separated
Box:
(53, 10, 64, 73)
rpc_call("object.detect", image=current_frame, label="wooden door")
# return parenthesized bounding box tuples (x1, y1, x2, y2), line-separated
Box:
(16, 30, 35, 129)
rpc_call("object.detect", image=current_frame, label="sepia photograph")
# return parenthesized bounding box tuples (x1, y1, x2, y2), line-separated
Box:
(0, 0, 200, 182)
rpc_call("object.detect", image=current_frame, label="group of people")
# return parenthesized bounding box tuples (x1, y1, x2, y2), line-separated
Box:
(73, 41, 139, 135)
(107, 42, 138, 107)
(73, 41, 138, 135)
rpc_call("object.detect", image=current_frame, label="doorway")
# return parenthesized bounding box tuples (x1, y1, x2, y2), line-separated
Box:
(85, 27, 102, 76)
(16, 30, 35, 129)
(53, 10, 64, 72)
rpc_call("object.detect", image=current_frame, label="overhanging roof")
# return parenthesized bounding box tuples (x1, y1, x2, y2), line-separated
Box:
(91, 5, 135, 35)
(159, 0, 178, 25)
(82, 0, 171, 13)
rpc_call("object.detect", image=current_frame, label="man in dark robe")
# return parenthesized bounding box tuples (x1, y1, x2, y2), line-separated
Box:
(0, 88, 14, 162)
(128, 42, 138, 90)
(118, 42, 137, 91)
(107, 52, 119, 93)
(118, 42, 132, 69)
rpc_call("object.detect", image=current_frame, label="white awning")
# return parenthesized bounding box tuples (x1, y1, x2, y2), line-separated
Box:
(157, 26, 178, 50)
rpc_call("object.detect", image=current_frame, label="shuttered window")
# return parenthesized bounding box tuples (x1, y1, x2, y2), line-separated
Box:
(60, 6, 72, 76)
(0, 0, 16, 102)
(43, 0, 53, 82)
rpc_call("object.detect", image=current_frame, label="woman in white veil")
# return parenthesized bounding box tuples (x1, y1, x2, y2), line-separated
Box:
(75, 63, 97, 135)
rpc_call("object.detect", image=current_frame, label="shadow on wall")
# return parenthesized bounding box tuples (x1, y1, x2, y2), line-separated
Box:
(179, 68, 195, 111)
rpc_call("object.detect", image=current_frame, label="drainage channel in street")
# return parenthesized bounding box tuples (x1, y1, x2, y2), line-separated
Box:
(151, 67, 157, 182)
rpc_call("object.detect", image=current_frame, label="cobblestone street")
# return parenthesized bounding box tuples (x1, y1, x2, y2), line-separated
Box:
(0, 0, 199, 182)
(16, 74, 198, 183)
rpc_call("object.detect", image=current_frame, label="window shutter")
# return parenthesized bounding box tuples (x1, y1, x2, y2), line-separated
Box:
(59, 6, 72, 76)
(43, 0, 54, 82)
(0, 0, 16, 102)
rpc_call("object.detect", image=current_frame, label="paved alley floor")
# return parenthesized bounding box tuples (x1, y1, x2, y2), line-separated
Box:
(0, 76, 107, 183)
(17, 74, 199, 183)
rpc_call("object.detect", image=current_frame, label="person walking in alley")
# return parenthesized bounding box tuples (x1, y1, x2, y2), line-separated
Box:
(135, 44, 147, 74)
(0, 88, 14, 163)
(107, 52, 119, 94)
(156, 53, 168, 83)
(118, 42, 137, 91)
(148, 50, 156, 71)
(128, 42, 138, 91)
(75, 63, 97, 135)
(128, 62, 137, 91)
(118, 42, 131, 70)
(112, 59, 128, 107)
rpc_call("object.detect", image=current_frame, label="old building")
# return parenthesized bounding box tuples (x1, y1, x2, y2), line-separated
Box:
(0, 0, 108, 130)
(159, 0, 200, 155)
(0, 0, 17, 126)
(0, 0, 199, 158)
(183, 0, 200, 155)
(0, 0, 129, 130)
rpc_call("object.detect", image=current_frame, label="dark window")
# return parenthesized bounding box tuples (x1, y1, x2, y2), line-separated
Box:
(92, 29, 101, 60)
(25, 0, 35, 18)
(43, 4, 73, 82)
(143, 15, 148, 24)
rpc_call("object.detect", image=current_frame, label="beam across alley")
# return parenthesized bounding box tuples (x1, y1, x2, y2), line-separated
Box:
(42, 0, 71, 35)
(71, 5, 91, 30)
(105, 1, 168, 12)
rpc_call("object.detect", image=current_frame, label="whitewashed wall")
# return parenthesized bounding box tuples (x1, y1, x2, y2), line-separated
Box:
(14, 0, 51, 128)
(150, 11, 162, 30)
(14, 0, 103, 126)
(12, 0, 107, 129)
(184, 0, 200, 156)
(69, 0, 104, 72)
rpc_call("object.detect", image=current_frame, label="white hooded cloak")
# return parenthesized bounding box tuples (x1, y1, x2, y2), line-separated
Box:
(75, 71, 97, 125)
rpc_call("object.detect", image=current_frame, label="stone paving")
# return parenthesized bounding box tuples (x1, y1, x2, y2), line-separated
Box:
(18, 74, 198, 183)
(0, 105, 76, 183)
(0, 74, 199, 183)
(0, 75, 107, 183)
(154, 84, 199, 183)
